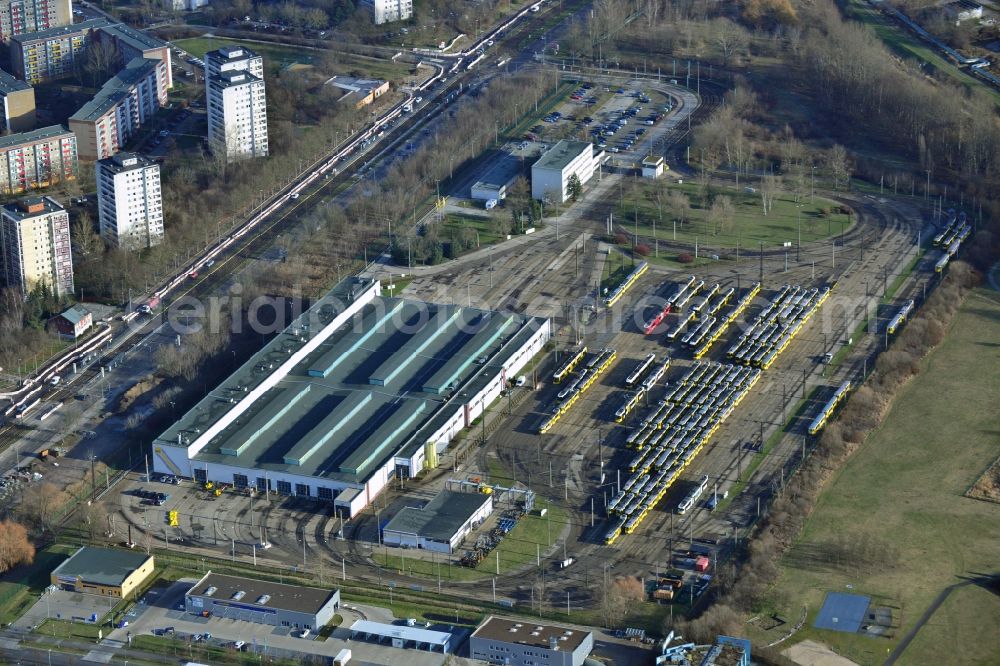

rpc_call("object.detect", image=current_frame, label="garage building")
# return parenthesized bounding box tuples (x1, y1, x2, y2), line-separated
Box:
(151, 277, 550, 519)
(185, 572, 340, 632)
(470, 151, 522, 203)
(382, 488, 493, 553)
(531, 140, 598, 202)
(50, 547, 155, 598)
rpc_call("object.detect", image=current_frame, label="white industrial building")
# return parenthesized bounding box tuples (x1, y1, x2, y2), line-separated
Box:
(642, 155, 665, 179)
(205, 45, 268, 161)
(382, 489, 493, 553)
(96, 152, 163, 250)
(470, 616, 594, 666)
(359, 0, 412, 24)
(531, 140, 599, 203)
(470, 151, 523, 203)
(151, 277, 550, 518)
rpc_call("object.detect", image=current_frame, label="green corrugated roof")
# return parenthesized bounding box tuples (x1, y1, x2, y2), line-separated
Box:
(51, 547, 151, 587)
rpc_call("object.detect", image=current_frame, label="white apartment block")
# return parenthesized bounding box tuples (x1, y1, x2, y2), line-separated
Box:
(206, 46, 268, 161)
(205, 44, 262, 80)
(68, 57, 168, 160)
(0, 195, 73, 299)
(360, 0, 412, 25)
(531, 140, 599, 203)
(0, 0, 71, 42)
(96, 152, 163, 250)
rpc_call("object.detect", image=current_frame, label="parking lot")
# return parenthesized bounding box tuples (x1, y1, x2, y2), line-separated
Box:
(13, 588, 121, 632)
(525, 81, 677, 162)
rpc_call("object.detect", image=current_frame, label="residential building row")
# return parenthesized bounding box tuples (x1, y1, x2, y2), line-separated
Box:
(0, 0, 72, 43)
(69, 56, 168, 160)
(10, 17, 172, 88)
(0, 124, 76, 195)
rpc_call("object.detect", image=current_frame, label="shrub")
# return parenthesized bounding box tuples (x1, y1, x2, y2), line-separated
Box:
(614, 232, 628, 245)
(677, 252, 695, 264)
(635, 243, 651, 257)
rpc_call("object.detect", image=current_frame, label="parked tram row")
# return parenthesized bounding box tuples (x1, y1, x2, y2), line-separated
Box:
(603, 361, 762, 544)
(726, 284, 830, 369)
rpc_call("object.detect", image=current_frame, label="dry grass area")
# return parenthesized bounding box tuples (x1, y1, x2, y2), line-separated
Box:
(966, 455, 1000, 503)
(753, 287, 1000, 666)
(116, 377, 163, 413)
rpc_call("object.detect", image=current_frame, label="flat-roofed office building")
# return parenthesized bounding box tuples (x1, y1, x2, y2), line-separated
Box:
(185, 572, 340, 631)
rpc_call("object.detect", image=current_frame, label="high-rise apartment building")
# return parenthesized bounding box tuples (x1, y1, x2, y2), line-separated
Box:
(359, 0, 412, 24)
(0, 0, 72, 43)
(205, 44, 262, 80)
(0, 195, 72, 298)
(96, 152, 162, 250)
(0, 125, 77, 195)
(205, 46, 267, 161)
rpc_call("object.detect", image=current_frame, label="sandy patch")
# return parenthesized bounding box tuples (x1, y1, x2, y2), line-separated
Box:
(782, 640, 860, 666)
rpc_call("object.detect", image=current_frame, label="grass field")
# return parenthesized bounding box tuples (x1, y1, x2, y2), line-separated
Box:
(440, 213, 505, 247)
(613, 181, 851, 250)
(172, 38, 409, 82)
(0, 545, 75, 626)
(754, 287, 1000, 665)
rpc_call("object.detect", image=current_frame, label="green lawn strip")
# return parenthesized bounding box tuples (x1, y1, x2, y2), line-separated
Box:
(383, 276, 413, 296)
(315, 613, 342, 640)
(613, 182, 850, 249)
(828, 249, 922, 370)
(37, 618, 103, 641)
(760, 288, 1000, 665)
(0, 545, 76, 625)
(717, 389, 819, 513)
(641, 251, 716, 270)
(439, 212, 505, 246)
(882, 250, 923, 302)
(503, 81, 578, 140)
(601, 249, 642, 292)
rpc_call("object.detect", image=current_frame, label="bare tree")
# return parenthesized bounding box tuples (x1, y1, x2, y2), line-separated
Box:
(713, 19, 749, 68)
(759, 174, 782, 215)
(827, 144, 852, 190)
(19, 482, 67, 534)
(72, 212, 103, 260)
(710, 195, 735, 234)
(600, 576, 645, 629)
(0, 520, 35, 574)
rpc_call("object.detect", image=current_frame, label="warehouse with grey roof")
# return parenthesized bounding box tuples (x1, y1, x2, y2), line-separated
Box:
(382, 488, 493, 553)
(151, 277, 550, 518)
